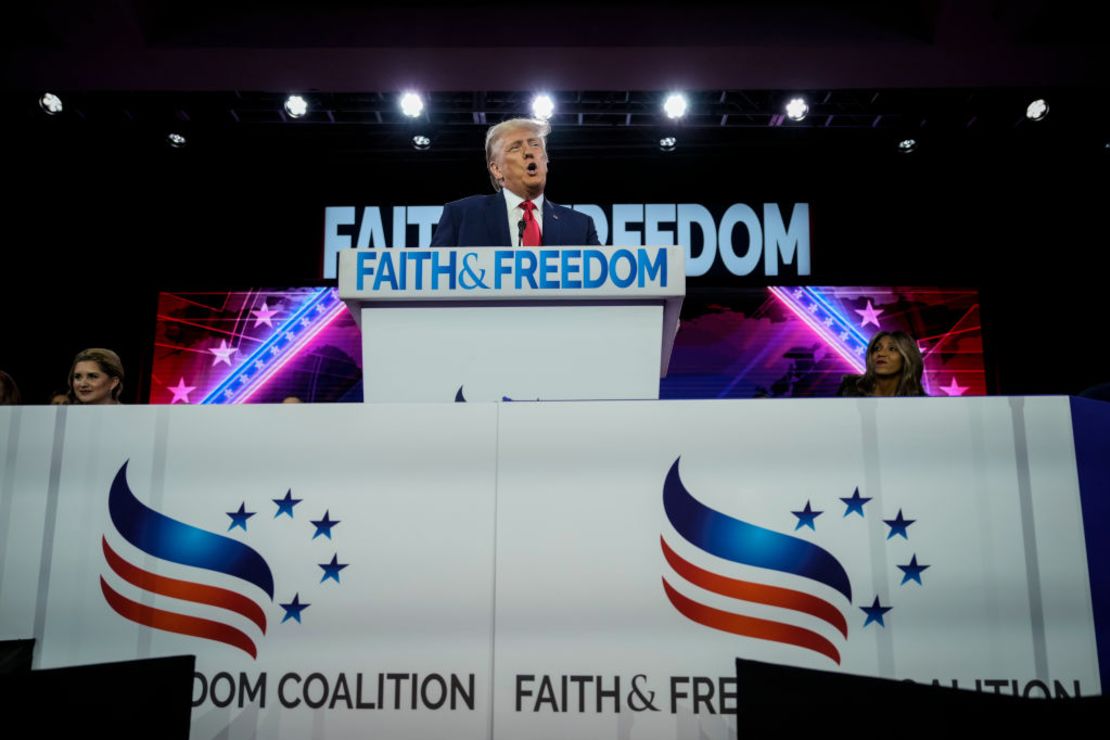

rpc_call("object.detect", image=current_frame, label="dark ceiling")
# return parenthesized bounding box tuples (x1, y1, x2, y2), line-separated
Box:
(2, 1, 1106, 163)
(4, 1, 1105, 90)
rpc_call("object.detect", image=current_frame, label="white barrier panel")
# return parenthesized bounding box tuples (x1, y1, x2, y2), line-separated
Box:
(0, 398, 1100, 740)
(1, 404, 500, 740)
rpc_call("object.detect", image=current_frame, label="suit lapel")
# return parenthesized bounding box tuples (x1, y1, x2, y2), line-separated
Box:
(485, 193, 512, 246)
(542, 199, 564, 246)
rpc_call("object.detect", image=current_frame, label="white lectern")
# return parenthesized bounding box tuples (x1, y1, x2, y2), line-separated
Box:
(338, 246, 684, 402)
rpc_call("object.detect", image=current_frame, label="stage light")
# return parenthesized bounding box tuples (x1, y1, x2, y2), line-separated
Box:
(39, 92, 63, 115)
(284, 95, 308, 118)
(167, 132, 187, 148)
(531, 94, 555, 120)
(1025, 99, 1049, 121)
(659, 136, 677, 152)
(785, 97, 808, 122)
(663, 94, 688, 119)
(412, 135, 431, 150)
(897, 138, 917, 154)
(400, 92, 424, 118)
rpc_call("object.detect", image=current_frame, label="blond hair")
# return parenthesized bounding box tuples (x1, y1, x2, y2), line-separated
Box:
(68, 348, 125, 403)
(485, 118, 550, 191)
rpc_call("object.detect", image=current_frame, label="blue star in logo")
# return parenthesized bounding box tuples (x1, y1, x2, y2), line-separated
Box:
(311, 510, 340, 540)
(319, 554, 349, 584)
(883, 509, 916, 540)
(898, 554, 930, 585)
(273, 489, 303, 518)
(279, 593, 311, 624)
(860, 596, 893, 627)
(226, 502, 256, 531)
(840, 487, 872, 517)
(791, 501, 823, 531)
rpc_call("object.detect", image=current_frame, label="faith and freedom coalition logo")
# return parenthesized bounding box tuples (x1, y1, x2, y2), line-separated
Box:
(99, 461, 349, 658)
(660, 458, 927, 665)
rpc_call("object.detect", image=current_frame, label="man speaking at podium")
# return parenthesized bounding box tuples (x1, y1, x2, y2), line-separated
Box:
(430, 118, 601, 248)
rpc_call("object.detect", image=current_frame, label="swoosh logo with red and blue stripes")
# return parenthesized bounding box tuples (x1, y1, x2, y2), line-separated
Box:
(100, 461, 274, 658)
(661, 458, 851, 663)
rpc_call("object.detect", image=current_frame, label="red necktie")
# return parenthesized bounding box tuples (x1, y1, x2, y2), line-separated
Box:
(521, 200, 542, 247)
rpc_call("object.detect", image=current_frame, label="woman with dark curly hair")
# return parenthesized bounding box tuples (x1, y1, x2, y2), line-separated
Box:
(68, 348, 125, 405)
(838, 331, 927, 397)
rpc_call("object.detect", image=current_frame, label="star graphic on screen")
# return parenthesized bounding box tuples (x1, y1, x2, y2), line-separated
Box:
(939, 377, 968, 396)
(792, 501, 823, 531)
(860, 596, 893, 627)
(273, 489, 302, 518)
(898, 555, 930, 585)
(252, 302, 277, 328)
(226, 502, 256, 531)
(319, 554, 349, 584)
(840, 487, 872, 517)
(209, 339, 237, 367)
(168, 378, 196, 404)
(883, 509, 916, 540)
(854, 300, 884, 328)
(280, 593, 310, 624)
(311, 510, 340, 540)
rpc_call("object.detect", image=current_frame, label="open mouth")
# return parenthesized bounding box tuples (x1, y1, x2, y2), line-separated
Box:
(526, 162, 538, 174)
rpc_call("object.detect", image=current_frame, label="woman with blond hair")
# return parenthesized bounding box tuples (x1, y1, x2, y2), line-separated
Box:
(68, 348, 125, 405)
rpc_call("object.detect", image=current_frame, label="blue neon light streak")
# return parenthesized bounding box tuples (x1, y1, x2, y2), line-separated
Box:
(769, 287, 867, 373)
(804, 288, 870, 347)
(201, 288, 334, 405)
(235, 301, 346, 404)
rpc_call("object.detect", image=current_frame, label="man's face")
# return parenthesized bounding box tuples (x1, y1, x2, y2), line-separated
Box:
(489, 127, 548, 199)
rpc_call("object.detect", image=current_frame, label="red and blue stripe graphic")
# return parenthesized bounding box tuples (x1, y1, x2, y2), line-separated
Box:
(100, 462, 274, 658)
(661, 458, 851, 663)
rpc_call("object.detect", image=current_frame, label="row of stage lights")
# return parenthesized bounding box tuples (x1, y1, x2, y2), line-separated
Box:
(37, 91, 1054, 154)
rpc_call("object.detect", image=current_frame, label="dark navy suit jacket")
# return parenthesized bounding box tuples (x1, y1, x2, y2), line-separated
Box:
(430, 193, 601, 247)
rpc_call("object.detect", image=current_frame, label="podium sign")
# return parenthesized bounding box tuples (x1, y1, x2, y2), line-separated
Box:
(338, 246, 685, 402)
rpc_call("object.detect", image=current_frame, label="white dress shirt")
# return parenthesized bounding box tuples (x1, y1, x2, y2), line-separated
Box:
(501, 189, 544, 246)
